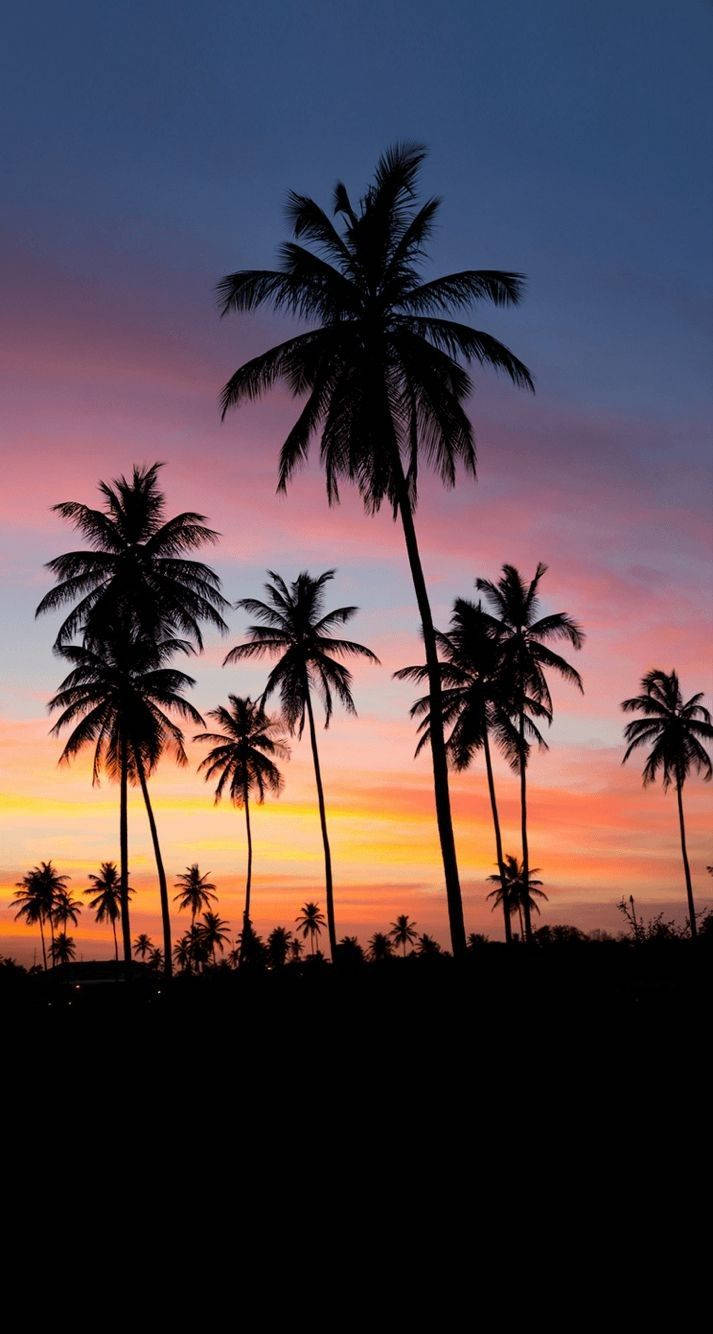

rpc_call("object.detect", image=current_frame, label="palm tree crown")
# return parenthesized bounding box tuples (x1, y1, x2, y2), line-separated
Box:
(295, 902, 326, 953)
(486, 855, 547, 925)
(389, 914, 418, 955)
(173, 865, 218, 921)
(195, 696, 289, 804)
(476, 564, 584, 713)
(621, 670, 713, 788)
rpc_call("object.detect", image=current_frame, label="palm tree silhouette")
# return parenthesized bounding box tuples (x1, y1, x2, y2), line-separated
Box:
(389, 914, 418, 956)
(288, 938, 304, 963)
(417, 933, 442, 957)
(173, 865, 218, 925)
(226, 570, 377, 959)
(133, 933, 154, 962)
(86, 863, 128, 960)
(486, 854, 547, 939)
(195, 695, 288, 957)
(50, 932, 77, 966)
(267, 925, 293, 967)
(368, 931, 394, 961)
(476, 564, 583, 941)
(622, 669, 713, 937)
(52, 887, 83, 938)
(217, 145, 533, 957)
(295, 901, 326, 956)
(197, 910, 231, 964)
(11, 862, 68, 970)
(49, 632, 204, 971)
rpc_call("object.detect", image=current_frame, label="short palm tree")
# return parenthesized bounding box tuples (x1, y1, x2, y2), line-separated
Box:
(486, 855, 547, 940)
(267, 925, 293, 967)
(197, 910, 231, 964)
(226, 570, 377, 959)
(217, 144, 533, 956)
(52, 887, 83, 936)
(195, 695, 289, 954)
(50, 932, 77, 966)
(389, 914, 418, 956)
(288, 938, 304, 963)
(86, 862, 127, 960)
(11, 862, 68, 970)
(477, 564, 583, 941)
(173, 865, 218, 925)
(368, 932, 394, 962)
(622, 669, 713, 937)
(49, 633, 204, 972)
(417, 933, 442, 957)
(134, 933, 154, 961)
(295, 901, 326, 956)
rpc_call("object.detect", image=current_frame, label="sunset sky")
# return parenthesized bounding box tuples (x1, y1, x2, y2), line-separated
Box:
(2, 1, 711, 961)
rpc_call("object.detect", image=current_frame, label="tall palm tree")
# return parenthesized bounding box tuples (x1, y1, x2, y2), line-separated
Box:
(195, 695, 288, 956)
(622, 669, 713, 938)
(295, 901, 326, 956)
(217, 144, 533, 956)
(50, 933, 77, 966)
(133, 932, 154, 962)
(197, 910, 231, 964)
(85, 862, 127, 961)
(476, 564, 583, 941)
(36, 462, 229, 650)
(11, 862, 68, 970)
(49, 633, 204, 972)
(389, 914, 418, 956)
(225, 570, 377, 959)
(173, 865, 218, 925)
(486, 854, 547, 939)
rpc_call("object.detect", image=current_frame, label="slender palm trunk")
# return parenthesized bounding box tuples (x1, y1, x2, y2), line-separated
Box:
(304, 687, 338, 961)
(240, 783, 253, 963)
(135, 754, 173, 978)
(517, 903, 524, 941)
(395, 470, 466, 957)
(119, 736, 132, 964)
(482, 725, 512, 945)
(676, 779, 697, 938)
(111, 916, 118, 962)
(39, 916, 47, 971)
(518, 710, 532, 943)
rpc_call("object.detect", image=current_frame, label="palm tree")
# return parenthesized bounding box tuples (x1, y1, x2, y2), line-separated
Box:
(486, 854, 547, 939)
(198, 910, 231, 964)
(226, 570, 377, 959)
(52, 887, 83, 937)
(86, 863, 128, 960)
(49, 633, 204, 972)
(288, 938, 304, 963)
(50, 932, 77, 966)
(173, 933, 194, 972)
(217, 144, 533, 956)
(267, 926, 293, 967)
(476, 564, 583, 941)
(173, 865, 218, 925)
(195, 695, 289, 955)
(389, 914, 418, 956)
(35, 462, 229, 650)
(295, 901, 326, 956)
(368, 931, 393, 961)
(11, 862, 68, 970)
(134, 933, 154, 961)
(622, 670, 713, 938)
(417, 933, 442, 957)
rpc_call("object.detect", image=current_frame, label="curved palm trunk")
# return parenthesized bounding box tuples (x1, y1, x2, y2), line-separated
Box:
(135, 754, 173, 978)
(482, 725, 512, 945)
(111, 916, 118, 962)
(518, 711, 533, 944)
(396, 471, 466, 957)
(304, 687, 338, 962)
(119, 735, 132, 964)
(240, 783, 253, 963)
(39, 916, 47, 971)
(676, 779, 697, 938)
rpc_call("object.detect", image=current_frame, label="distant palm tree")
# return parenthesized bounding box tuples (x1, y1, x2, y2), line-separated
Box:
(295, 901, 326, 956)
(622, 669, 713, 937)
(11, 862, 68, 970)
(337, 936, 365, 964)
(50, 932, 77, 966)
(49, 633, 203, 973)
(86, 862, 127, 960)
(368, 932, 393, 962)
(288, 938, 304, 963)
(195, 695, 288, 956)
(417, 933, 442, 957)
(217, 144, 533, 956)
(486, 854, 547, 939)
(389, 914, 418, 956)
(267, 926, 293, 968)
(477, 564, 583, 941)
(173, 865, 218, 925)
(52, 887, 83, 937)
(149, 948, 164, 970)
(226, 570, 377, 959)
(198, 910, 231, 964)
(174, 933, 193, 972)
(133, 933, 154, 961)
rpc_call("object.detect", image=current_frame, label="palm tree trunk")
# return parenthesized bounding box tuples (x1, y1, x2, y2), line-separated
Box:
(395, 469, 466, 958)
(39, 916, 47, 971)
(676, 779, 697, 938)
(304, 687, 338, 961)
(240, 783, 253, 963)
(519, 710, 532, 943)
(119, 735, 132, 964)
(135, 754, 173, 978)
(111, 917, 118, 962)
(482, 725, 512, 945)
(517, 904, 524, 941)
